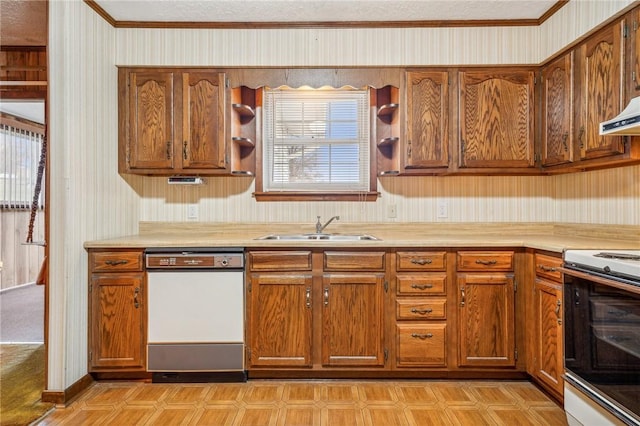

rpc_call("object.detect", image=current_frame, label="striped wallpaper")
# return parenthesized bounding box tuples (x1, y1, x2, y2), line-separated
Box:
(46, 0, 638, 392)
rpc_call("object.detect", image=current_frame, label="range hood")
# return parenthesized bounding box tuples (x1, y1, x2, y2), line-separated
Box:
(600, 96, 640, 135)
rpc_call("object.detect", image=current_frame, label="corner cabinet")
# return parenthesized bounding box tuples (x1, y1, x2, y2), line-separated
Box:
(404, 71, 450, 172)
(88, 249, 146, 372)
(456, 251, 516, 368)
(118, 68, 228, 175)
(458, 69, 536, 172)
(541, 52, 574, 167)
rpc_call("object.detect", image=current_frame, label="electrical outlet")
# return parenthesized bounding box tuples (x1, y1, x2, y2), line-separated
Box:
(387, 204, 397, 218)
(187, 204, 199, 220)
(437, 200, 448, 218)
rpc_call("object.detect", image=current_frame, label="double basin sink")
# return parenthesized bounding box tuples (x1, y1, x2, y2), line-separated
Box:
(256, 233, 380, 241)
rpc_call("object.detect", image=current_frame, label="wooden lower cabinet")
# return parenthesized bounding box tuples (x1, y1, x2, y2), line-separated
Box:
(531, 253, 564, 400)
(246, 250, 387, 372)
(457, 251, 516, 368)
(322, 273, 385, 367)
(247, 273, 313, 368)
(88, 249, 146, 372)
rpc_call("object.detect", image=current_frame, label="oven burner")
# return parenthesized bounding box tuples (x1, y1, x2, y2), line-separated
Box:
(594, 252, 640, 261)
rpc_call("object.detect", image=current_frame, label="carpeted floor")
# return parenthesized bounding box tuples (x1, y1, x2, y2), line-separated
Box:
(0, 344, 53, 426)
(0, 284, 45, 344)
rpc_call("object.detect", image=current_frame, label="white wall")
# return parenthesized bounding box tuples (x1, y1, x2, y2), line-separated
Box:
(47, 0, 638, 392)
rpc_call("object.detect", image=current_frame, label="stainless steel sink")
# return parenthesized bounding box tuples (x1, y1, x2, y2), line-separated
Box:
(256, 233, 380, 241)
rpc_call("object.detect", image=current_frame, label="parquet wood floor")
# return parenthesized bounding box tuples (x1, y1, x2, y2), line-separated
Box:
(36, 380, 567, 426)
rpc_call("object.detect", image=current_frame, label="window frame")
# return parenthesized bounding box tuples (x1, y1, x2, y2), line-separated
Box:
(254, 86, 378, 202)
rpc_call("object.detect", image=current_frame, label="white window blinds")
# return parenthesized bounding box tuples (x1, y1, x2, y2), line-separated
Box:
(263, 88, 370, 192)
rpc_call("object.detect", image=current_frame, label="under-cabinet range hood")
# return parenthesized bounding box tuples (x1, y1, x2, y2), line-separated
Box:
(600, 96, 640, 135)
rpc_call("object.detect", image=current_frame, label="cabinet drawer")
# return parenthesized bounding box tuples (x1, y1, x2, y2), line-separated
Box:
(397, 251, 446, 271)
(324, 251, 385, 271)
(249, 251, 312, 271)
(457, 251, 514, 271)
(90, 251, 143, 272)
(534, 253, 562, 282)
(397, 298, 446, 320)
(397, 274, 447, 295)
(396, 324, 447, 367)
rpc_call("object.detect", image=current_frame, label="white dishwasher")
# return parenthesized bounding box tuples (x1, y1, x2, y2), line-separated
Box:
(145, 248, 246, 382)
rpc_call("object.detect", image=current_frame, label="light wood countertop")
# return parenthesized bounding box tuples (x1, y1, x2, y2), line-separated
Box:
(84, 222, 640, 253)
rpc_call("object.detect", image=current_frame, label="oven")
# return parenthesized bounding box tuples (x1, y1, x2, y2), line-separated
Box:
(563, 250, 640, 426)
(145, 248, 246, 382)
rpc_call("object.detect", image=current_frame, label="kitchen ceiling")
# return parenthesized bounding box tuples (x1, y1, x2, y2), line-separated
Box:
(87, 0, 567, 27)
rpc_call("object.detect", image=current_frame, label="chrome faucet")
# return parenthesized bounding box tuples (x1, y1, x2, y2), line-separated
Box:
(316, 215, 340, 234)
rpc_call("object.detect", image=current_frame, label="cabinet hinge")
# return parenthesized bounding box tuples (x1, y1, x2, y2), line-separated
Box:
(624, 24, 629, 38)
(514, 279, 518, 293)
(384, 280, 389, 293)
(384, 348, 388, 363)
(533, 75, 537, 85)
(89, 351, 92, 362)
(634, 20, 638, 32)
(225, 77, 230, 88)
(89, 282, 92, 292)
(514, 349, 518, 361)
(225, 154, 230, 165)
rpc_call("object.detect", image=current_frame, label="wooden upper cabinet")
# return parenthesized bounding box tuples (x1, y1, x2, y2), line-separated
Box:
(458, 70, 535, 170)
(541, 53, 574, 167)
(128, 71, 175, 170)
(182, 72, 227, 170)
(405, 71, 449, 170)
(575, 21, 625, 160)
(119, 68, 228, 175)
(627, 8, 640, 103)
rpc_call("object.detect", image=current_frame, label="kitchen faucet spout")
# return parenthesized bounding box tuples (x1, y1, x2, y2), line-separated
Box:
(316, 215, 340, 234)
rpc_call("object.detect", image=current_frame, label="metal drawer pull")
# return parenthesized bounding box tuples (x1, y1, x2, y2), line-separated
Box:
(411, 333, 433, 339)
(305, 287, 311, 308)
(475, 259, 497, 265)
(323, 287, 329, 306)
(105, 259, 129, 266)
(411, 284, 433, 290)
(411, 258, 432, 265)
(134, 287, 140, 309)
(411, 308, 433, 315)
(460, 287, 465, 307)
(538, 264, 557, 272)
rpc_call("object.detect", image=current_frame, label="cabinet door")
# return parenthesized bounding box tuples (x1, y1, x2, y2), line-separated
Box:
(541, 53, 574, 166)
(405, 71, 449, 169)
(181, 72, 227, 170)
(575, 21, 625, 160)
(248, 273, 313, 368)
(459, 70, 535, 168)
(535, 279, 564, 397)
(322, 273, 385, 367)
(128, 71, 174, 170)
(89, 273, 145, 370)
(457, 273, 515, 367)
